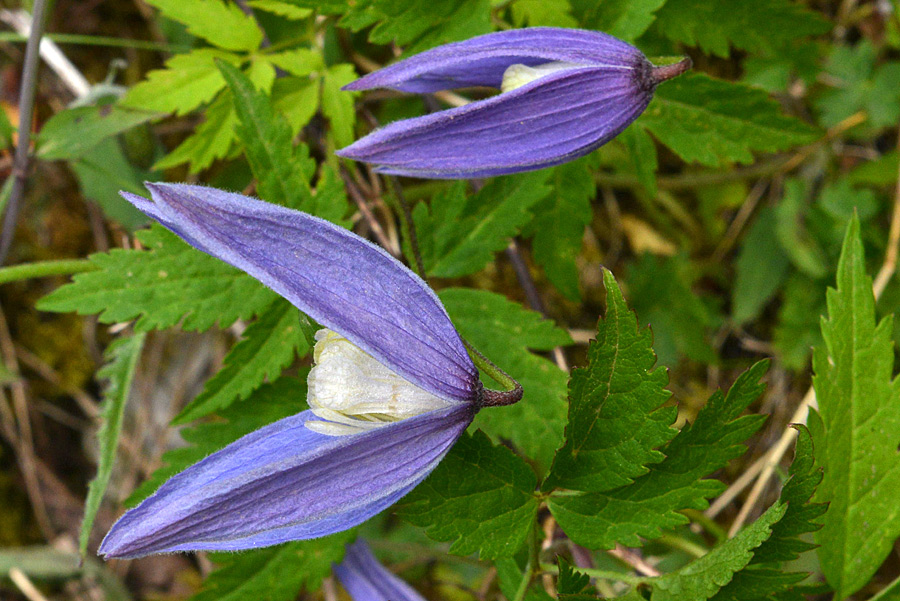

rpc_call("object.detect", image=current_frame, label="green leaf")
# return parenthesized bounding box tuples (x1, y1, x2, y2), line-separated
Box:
(543, 270, 676, 493)
(811, 214, 900, 598)
(619, 124, 659, 198)
(36, 105, 161, 161)
(628, 254, 717, 365)
(192, 532, 355, 601)
(639, 74, 820, 167)
(154, 59, 276, 173)
(38, 225, 277, 332)
(321, 64, 358, 149)
(649, 502, 787, 601)
(556, 559, 597, 600)
(154, 92, 238, 172)
(549, 362, 769, 549)
(527, 159, 596, 301)
(510, 0, 578, 28)
(342, 0, 491, 53)
(267, 48, 324, 77)
(775, 179, 829, 278)
(708, 426, 826, 601)
(122, 49, 239, 116)
(439, 288, 571, 470)
(496, 558, 555, 601)
(71, 138, 151, 230)
(652, 0, 829, 57)
(569, 0, 667, 42)
(415, 172, 552, 278)
(0, 105, 14, 149)
(127, 376, 305, 505)
(397, 430, 540, 559)
(847, 150, 899, 187)
(79, 332, 145, 557)
(219, 60, 314, 211)
(815, 42, 900, 129)
(247, 0, 313, 19)
(773, 274, 825, 370)
(732, 207, 791, 324)
(174, 298, 310, 424)
(146, 0, 263, 51)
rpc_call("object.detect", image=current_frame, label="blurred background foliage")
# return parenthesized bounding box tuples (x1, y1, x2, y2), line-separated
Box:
(0, 0, 899, 599)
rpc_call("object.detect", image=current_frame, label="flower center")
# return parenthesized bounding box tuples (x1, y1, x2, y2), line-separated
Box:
(304, 329, 457, 436)
(500, 61, 586, 93)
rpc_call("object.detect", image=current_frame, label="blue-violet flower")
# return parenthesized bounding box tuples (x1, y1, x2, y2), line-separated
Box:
(98, 183, 508, 558)
(336, 27, 691, 179)
(334, 540, 426, 601)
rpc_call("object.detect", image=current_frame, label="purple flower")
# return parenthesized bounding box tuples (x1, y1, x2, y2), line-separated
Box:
(98, 183, 487, 558)
(336, 27, 690, 179)
(334, 540, 426, 601)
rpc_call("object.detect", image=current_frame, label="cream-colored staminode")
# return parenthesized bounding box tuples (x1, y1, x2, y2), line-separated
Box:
(305, 329, 457, 436)
(501, 61, 586, 93)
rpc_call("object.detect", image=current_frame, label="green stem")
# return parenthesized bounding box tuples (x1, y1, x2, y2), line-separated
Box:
(512, 525, 540, 601)
(384, 176, 426, 278)
(656, 533, 707, 559)
(682, 509, 728, 543)
(0, 32, 189, 52)
(867, 572, 900, 601)
(464, 340, 523, 407)
(0, 259, 96, 285)
(538, 563, 648, 586)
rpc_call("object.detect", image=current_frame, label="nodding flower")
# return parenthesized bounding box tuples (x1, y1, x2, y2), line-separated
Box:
(336, 27, 691, 179)
(99, 183, 520, 559)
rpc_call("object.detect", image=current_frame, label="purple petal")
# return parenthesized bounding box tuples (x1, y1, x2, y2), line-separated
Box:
(122, 183, 479, 402)
(99, 406, 474, 558)
(338, 66, 653, 179)
(344, 27, 643, 93)
(334, 541, 427, 601)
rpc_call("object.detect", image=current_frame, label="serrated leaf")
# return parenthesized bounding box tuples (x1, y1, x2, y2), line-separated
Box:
(397, 430, 539, 559)
(652, 0, 829, 57)
(127, 377, 305, 505)
(549, 362, 769, 549)
(37, 105, 161, 161)
(146, 0, 263, 51)
(267, 48, 324, 77)
(527, 159, 595, 301)
(155, 60, 276, 173)
(193, 532, 355, 601)
(38, 225, 277, 332)
(570, 0, 666, 42)
(639, 74, 820, 167)
(174, 298, 309, 424)
(440, 288, 571, 471)
(122, 49, 239, 116)
(272, 76, 321, 136)
(416, 172, 552, 279)
(155, 92, 237, 172)
(650, 502, 787, 601)
(496, 558, 555, 601)
(321, 64, 358, 149)
(557, 559, 596, 600)
(309, 164, 352, 226)
(732, 207, 791, 325)
(543, 270, 675, 493)
(247, 0, 313, 19)
(79, 332, 145, 557)
(811, 215, 900, 598)
(344, 0, 491, 53)
(219, 60, 314, 211)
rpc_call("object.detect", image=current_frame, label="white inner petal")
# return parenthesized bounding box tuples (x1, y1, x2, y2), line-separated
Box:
(500, 61, 586, 93)
(305, 329, 456, 436)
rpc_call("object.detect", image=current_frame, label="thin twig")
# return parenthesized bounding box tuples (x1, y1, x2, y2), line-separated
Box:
(9, 567, 50, 601)
(505, 240, 569, 372)
(710, 180, 768, 264)
(873, 132, 900, 298)
(340, 170, 398, 256)
(0, 0, 49, 264)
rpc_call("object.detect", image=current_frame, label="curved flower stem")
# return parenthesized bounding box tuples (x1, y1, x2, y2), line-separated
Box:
(0, 258, 95, 285)
(464, 339, 523, 407)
